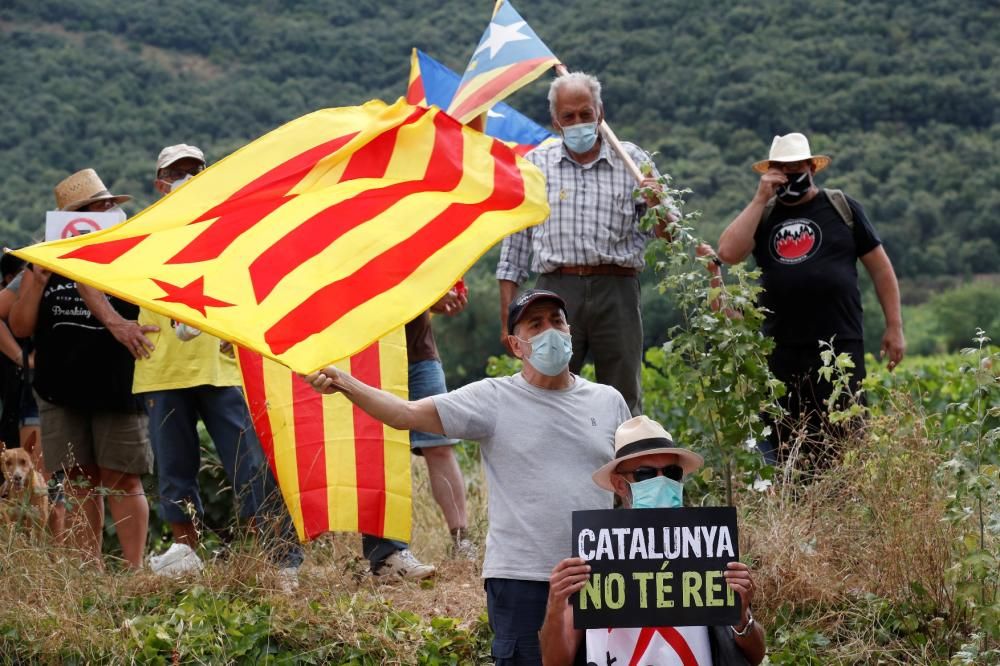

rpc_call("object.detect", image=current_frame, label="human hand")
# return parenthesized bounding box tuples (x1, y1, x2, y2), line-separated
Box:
(881, 324, 905, 371)
(639, 176, 663, 207)
(430, 288, 468, 316)
(301, 366, 348, 395)
(548, 557, 591, 606)
(219, 340, 235, 358)
(30, 264, 52, 285)
(696, 243, 722, 278)
(109, 321, 158, 359)
(756, 168, 787, 202)
(723, 561, 755, 623)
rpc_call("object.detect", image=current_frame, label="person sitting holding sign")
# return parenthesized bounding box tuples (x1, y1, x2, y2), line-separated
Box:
(540, 416, 765, 665)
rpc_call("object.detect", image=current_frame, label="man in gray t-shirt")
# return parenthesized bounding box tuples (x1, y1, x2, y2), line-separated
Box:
(305, 289, 630, 665)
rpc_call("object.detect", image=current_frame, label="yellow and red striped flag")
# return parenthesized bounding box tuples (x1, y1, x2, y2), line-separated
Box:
(237, 331, 410, 543)
(13, 98, 548, 374)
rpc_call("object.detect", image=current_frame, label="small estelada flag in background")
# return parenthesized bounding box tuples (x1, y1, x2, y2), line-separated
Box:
(408, 48, 556, 155)
(13, 98, 549, 374)
(447, 0, 561, 125)
(237, 329, 410, 543)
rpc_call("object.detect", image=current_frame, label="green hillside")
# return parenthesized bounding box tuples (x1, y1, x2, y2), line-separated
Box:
(1, 0, 997, 379)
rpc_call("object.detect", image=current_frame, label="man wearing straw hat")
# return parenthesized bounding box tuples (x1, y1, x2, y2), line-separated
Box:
(9, 169, 153, 569)
(717, 133, 904, 464)
(541, 415, 766, 665)
(304, 288, 631, 665)
(497, 72, 674, 418)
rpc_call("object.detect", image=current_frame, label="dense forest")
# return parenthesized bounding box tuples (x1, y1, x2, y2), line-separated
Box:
(1, 0, 997, 380)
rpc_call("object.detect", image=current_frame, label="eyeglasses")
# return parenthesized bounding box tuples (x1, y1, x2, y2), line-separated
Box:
(159, 164, 205, 182)
(618, 464, 683, 483)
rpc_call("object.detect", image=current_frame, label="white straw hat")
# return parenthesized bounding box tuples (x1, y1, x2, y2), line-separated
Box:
(752, 133, 830, 174)
(53, 169, 131, 212)
(592, 415, 704, 491)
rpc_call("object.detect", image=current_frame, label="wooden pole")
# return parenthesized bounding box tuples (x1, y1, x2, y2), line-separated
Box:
(553, 64, 645, 184)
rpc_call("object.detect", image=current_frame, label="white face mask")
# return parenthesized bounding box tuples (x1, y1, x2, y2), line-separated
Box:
(105, 206, 127, 225)
(169, 174, 193, 193)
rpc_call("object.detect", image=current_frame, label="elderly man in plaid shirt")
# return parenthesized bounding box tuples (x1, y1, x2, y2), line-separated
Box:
(497, 72, 673, 416)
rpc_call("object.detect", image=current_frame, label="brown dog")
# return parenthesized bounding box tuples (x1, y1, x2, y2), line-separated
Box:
(0, 446, 50, 532)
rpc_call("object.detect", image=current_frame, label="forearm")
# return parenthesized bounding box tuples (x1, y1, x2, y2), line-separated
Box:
(539, 604, 578, 666)
(0, 323, 23, 365)
(863, 248, 902, 328)
(77, 283, 126, 328)
(735, 621, 767, 665)
(498, 279, 519, 333)
(335, 371, 444, 435)
(717, 196, 768, 264)
(9, 278, 42, 338)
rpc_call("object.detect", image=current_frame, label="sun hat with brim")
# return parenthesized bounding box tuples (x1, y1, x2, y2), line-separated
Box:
(54, 169, 132, 212)
(752, 132, 831, 174)
(507, 288, 567, 335)
(156, 143, 206, 174)
(592, 415, 704, 491)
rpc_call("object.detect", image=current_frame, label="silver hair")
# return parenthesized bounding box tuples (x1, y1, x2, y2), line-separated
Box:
(548, 72, 603, 117)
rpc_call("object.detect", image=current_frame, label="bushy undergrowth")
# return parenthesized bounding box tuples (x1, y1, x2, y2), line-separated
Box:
(0, 349, 997, 663)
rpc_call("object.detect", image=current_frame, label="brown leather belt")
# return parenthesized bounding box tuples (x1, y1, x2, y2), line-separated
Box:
(548, 264, 638, 277)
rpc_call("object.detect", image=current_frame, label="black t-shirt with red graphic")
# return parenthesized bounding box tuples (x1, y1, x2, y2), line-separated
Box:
(752, 191, 881, 347)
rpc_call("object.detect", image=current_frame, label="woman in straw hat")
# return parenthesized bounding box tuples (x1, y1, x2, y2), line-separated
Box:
(8, 169, 153, 569)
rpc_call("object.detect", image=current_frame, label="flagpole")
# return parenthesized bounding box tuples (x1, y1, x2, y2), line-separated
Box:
(554, 64, 645, 184)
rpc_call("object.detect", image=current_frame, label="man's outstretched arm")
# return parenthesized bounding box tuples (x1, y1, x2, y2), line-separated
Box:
(302, 366, 445, 435)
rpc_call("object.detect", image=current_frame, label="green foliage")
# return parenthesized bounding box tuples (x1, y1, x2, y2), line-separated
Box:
(640, 178, 782, 504)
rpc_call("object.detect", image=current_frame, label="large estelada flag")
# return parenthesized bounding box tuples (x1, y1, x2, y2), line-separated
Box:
(13, 98, 549, 374)
(446, 0, 560, 125)
(408, 48, 555, 155)
(237, 330, 410, 543)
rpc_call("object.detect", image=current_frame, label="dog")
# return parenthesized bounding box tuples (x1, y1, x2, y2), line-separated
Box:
(0, 445, 50, 532)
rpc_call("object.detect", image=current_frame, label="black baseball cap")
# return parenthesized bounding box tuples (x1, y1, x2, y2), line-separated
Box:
(507, 289, 567, 335)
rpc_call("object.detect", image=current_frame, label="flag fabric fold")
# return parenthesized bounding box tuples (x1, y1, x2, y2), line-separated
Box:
(408, 48, 555, 155)
(237, 330, 410, 543)
(447, 0, 560, 125)
(14, 98, 549, 374)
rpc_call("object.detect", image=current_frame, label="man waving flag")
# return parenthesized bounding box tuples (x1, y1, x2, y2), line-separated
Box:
(447, 0, 560, 125)
(13, 98, 549, 374)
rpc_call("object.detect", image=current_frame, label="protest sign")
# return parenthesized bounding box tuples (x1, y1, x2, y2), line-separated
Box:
(44, 210, 123, 241)
(572, 507, 741, 629)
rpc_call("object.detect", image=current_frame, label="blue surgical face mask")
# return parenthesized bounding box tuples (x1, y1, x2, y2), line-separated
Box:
(629, 476, 684, 509)
(560, 121, 599, 154)
(518, 327, 573, 376)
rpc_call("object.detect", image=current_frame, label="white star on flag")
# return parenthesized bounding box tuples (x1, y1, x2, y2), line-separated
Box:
(487, 108, 505, 118)
(473, 20, 530, 60)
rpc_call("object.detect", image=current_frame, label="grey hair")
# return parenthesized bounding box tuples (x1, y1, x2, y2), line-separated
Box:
(548, 72, 603, 117)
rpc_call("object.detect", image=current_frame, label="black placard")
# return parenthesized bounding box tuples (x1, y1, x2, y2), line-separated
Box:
(571, 507, 741, 629)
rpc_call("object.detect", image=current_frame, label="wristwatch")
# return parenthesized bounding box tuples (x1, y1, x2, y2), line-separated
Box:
(732, 609, 755, 637)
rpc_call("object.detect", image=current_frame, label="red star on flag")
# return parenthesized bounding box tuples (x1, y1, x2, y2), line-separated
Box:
(152, 276, 234, 316)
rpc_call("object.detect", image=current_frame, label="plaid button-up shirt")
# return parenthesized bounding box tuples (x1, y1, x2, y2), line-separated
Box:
(496, 138, 670, 283)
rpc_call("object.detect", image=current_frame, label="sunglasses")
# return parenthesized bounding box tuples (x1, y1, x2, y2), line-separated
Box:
(159, 164, 205, 182)
(619, 464, 683, 483)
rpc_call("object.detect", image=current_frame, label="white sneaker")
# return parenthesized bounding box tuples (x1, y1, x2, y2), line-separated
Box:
(276, 566, 300, 593)
(373, 549, 436, 579)
(149, 542, 204, 577)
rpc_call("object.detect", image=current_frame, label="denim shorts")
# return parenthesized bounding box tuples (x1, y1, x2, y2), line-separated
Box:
(408, 359, 457, 452)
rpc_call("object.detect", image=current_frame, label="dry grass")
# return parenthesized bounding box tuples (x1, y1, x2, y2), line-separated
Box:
(0, 416, 976, 663)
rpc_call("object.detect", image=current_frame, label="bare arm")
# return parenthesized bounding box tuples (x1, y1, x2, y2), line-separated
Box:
(9, 268, 47, 338)
(0, 322, 24, 365)
(860, 245, 905, 370)
(0, 288, 16, 321)
(76, 284, 158, 359)
(302, 365, 445, 435)
(717, 170, 787, 264)
(498, 279, 519, 354)
(540, 557, 588, 666)
(724, 561, 766, 665)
